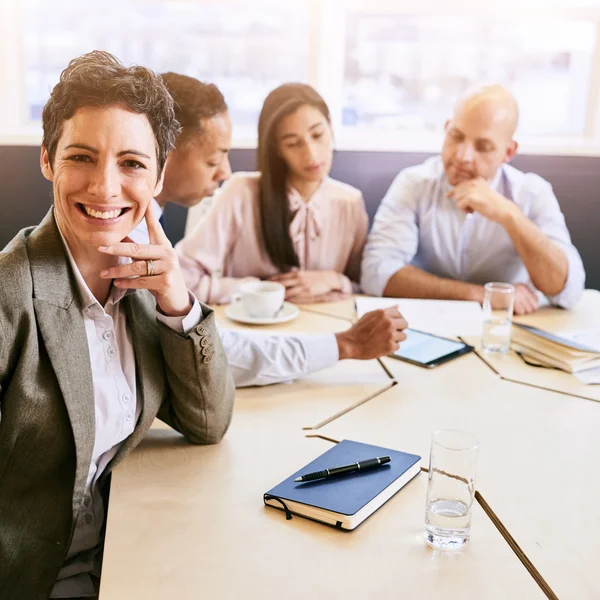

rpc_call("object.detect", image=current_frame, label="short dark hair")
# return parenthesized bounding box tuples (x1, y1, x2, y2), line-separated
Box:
(160, 72, 228, 145)
(42, 50, 180, 175)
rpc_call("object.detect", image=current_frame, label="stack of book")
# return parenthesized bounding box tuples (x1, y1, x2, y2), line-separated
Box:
(511, 324, 600, 374)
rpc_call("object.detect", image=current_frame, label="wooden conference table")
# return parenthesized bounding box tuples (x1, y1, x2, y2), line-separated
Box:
(99, 291, 600, 600)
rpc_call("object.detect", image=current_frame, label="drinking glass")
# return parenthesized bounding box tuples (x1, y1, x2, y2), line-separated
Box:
(482, 282, 515, 353)
(424, 430, 480, 550)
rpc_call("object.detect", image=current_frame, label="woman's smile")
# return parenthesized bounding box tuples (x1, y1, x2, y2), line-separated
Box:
(75, 202, 133, 225)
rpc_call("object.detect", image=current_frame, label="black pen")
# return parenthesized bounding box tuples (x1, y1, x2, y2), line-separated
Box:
(294, 456, 391, 482)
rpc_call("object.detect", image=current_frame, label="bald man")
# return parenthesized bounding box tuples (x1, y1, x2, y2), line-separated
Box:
(361, 85, 585, 314)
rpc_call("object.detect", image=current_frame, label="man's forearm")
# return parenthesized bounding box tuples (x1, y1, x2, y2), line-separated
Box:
(383, 265, 484, 302)
(501, 207, 568, 296)
(220, 330, 339, 387)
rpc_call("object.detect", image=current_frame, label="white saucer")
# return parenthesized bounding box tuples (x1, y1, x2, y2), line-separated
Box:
(224, 301, 300, 325)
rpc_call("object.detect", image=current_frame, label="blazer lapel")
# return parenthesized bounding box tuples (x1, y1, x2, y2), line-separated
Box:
(28, 209, 96, 502)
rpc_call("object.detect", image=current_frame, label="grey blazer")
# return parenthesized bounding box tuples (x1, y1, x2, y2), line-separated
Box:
(0, 209, 235, 600)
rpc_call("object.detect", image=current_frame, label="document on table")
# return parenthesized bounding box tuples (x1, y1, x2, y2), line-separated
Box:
(354, 297, 483, 338)
(574, 367, 600, 385)
(556, 329, 600, 353)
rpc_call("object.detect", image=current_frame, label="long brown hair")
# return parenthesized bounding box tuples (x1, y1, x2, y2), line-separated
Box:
(257, 83, 331, 271)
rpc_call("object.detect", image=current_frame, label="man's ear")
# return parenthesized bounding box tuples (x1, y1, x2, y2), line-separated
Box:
(504, 140, 518, 164)
(40, 146, 54, 182)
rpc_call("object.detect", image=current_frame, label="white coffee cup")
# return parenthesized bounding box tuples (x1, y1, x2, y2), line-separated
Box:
(232, 281, 285, 319)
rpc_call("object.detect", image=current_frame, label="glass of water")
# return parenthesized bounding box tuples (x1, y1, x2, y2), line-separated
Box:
(482, 282, 515, 353)
(424, 430, 480, 550)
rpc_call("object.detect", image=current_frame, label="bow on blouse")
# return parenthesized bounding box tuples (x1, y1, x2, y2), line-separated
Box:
(288, 188, 323, 267)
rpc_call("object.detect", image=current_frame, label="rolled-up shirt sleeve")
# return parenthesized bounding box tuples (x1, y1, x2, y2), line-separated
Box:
(220, 330, 339, 388)
(156, 294, 203, 335)
(360, 171, 421, 296)
(524, 175, 585, 309)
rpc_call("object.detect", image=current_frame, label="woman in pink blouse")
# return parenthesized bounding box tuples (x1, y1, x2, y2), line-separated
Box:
(175, 83, 369, 304)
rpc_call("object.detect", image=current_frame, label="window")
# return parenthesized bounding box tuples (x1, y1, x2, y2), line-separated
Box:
(341, 13, 596, 137)
(22, 0, 310, 136)
(5, 0, 600, 152)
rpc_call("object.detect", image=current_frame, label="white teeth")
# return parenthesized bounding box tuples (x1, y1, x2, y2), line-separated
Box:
(83, 206, 123, 220)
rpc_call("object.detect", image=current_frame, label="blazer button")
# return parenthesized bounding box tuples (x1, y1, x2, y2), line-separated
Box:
(196, 325, 207, 336)
(203, 355, 213, 364)
(202, 347, 213, 357)
(200, 337, 212, 347)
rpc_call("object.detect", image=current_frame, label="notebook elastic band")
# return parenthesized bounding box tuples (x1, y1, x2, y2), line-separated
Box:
(264, 495, 293, 520)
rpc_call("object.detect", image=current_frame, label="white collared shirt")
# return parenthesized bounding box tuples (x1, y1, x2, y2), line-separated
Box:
(361, 156, 585, 308)
(131, 200, 339, 388)
(51, 222, 201, 599)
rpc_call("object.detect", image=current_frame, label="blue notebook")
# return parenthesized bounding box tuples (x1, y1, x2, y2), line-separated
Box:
(264, 440, 421, 530)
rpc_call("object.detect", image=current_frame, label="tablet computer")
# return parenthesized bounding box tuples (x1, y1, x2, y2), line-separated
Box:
(391, 328, 473, 368)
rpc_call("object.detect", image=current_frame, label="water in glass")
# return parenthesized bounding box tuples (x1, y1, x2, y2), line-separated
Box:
(482, 313, 512, 353)
(425, 498, 471, 549)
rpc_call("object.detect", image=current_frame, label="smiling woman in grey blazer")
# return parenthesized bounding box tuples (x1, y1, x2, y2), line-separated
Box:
(0, 51, 235, 600)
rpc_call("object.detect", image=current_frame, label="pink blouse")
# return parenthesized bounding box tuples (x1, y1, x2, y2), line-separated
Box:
(175, 172, 369, 304)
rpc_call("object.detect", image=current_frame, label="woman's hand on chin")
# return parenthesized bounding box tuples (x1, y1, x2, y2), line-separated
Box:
(97, 204, 192, 317)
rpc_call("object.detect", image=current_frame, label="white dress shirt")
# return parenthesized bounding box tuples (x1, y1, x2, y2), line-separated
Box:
(361, 156, 585, 309)
(131, 200, 340, 388)
(51, 224, 201, 599)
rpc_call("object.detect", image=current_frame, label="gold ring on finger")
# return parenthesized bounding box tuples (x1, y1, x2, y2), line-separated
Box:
(146, 259, 155, 277)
